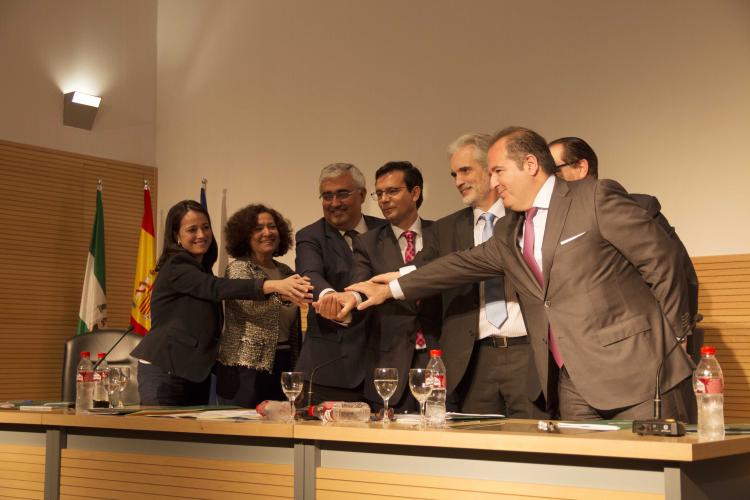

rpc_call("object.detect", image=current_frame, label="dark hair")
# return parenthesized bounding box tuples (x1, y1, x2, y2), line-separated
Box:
(548, 136, 599, 179)
(489, 126, 556, 175)
(157, 200, 218, 272)
(375, 161, 424, 208)
(225, 204, 293, 259)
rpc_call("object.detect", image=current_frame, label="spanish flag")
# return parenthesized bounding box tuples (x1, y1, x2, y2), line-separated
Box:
(129, 181, 156, 335)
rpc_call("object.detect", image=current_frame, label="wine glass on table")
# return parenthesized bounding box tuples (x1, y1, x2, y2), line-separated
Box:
(116, 366, 131, 408)
(280, 372, 304, 423)
(374, 368, 398, 424)
(408, 368, 432, 428)
(104, 368, 122, 408)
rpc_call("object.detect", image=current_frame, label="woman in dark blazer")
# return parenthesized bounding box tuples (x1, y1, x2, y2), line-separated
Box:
(131, 200, 311, 406)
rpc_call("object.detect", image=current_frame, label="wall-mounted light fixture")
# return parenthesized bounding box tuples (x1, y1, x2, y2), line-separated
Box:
(63, 91, 102, 130)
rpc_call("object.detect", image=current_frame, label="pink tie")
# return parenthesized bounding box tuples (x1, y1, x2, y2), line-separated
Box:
(403, 231, 426, 350)
(522, 208, 563, 368)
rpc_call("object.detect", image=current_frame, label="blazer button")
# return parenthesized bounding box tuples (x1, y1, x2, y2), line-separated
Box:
(544, 300, 551, 308)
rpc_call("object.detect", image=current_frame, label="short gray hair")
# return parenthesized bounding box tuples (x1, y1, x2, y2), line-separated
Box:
(447, 133, 492, 167)
(318, 163, 366, 190)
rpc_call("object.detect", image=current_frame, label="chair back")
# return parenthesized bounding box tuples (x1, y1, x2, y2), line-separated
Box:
(62, 329, 143, 405)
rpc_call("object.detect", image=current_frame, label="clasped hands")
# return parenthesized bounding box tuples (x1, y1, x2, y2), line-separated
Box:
(312, 271, 399, 322)
(262, 274, 314, 307)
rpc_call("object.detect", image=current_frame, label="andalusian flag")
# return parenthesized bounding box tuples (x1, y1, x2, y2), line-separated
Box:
(77, 182, 107, 334)
(130, 181, 156, 335)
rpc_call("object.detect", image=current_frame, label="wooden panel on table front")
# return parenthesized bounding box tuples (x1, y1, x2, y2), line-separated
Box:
(0, 444, 45, 500)
(0, 139, 157, 401)
(693, 254, 750, 422)
(60, 448, 293, 499)
(317, 467, 662, 500)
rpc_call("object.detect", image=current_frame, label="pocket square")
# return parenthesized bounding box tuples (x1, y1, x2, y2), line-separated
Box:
(560, 232, 587, 245)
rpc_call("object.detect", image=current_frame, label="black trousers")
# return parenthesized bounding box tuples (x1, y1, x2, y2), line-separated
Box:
(215, 349, 292, 408)
(137, 361, 211, 407)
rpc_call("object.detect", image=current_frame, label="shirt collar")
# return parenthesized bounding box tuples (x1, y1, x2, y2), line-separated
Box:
(339, 216, 368, 237)
(472, 197, 506, 225)
(532, 175, 556, 210)
(392, 217, 422, 240)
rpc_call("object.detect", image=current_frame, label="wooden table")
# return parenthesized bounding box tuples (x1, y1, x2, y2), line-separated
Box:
(2, 410, 749, 499)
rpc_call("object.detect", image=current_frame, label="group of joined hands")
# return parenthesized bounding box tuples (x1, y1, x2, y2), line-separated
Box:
(273, 271, 403, 320)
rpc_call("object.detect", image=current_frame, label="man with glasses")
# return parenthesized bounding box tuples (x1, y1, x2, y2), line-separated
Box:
(548, 137, 698, 325)
(317, 161, 440, 411)
(295, 163, 386, 404)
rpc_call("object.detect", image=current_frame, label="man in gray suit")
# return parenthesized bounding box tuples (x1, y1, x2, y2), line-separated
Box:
(295, 163, 386, 404)
(349, 127, 696, 422)
(414, 133, 544, 417)
(548, 136, 699, 323)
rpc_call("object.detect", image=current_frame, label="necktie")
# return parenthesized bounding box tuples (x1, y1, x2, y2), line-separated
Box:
(344, 229, 359, 250)
(522, 207, 564, 367)
(480, 213, 508, 328)
(402, 230, 426, 350)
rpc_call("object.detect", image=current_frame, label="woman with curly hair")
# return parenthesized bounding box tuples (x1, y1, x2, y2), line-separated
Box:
(215, 204, 305, 407)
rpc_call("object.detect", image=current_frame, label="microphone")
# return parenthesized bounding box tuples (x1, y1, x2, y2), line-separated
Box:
(307, 354, 347, 407)
(632, 332, 689, 436)
(92, 326, 136, 372)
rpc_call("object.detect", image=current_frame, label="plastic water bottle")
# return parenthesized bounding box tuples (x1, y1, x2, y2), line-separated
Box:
(75, 351, 94, 413)
(425, 349, 447, 425)
(308, 401, 371, 422)
(256, 400, 293, 420)
(92, 353, 110, 408)
(693, 346, 725, 441)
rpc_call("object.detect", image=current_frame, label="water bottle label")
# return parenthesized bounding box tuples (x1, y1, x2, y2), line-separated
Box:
(426, 374, 446, 389)
(696, 377, 723, 394)
(76, 373, 83, 383)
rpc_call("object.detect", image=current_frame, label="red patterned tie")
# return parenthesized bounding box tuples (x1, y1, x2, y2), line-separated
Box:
(403, 231, 426, 350)
(522, 208, 563, 368)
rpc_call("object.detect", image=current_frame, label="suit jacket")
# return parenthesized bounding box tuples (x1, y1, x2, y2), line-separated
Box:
(630, 193, 699, 322)
(131, 251, 267, 383)
(399, 177, 694, 410)
(351, 220, 441, 403)
(294, 215, 387, 388)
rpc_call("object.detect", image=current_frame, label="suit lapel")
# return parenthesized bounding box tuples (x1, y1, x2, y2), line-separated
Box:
(456, 208, 474, 250)
(380, 226, 405, 267)
(324, 222, 351, 263)
(541, 178, 572, 287)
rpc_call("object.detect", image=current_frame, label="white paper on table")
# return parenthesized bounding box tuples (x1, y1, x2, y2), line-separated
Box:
(555, 422, 620, 431)
(195, 409, 262, 420)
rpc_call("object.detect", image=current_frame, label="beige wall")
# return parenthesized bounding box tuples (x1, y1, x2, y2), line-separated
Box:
(0, 0, 156, 166)
(155, 0, 750, 263)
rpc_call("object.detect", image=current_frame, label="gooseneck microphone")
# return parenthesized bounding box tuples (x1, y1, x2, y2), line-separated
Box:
(632, 332, 689, 436)
(92, 325, 136, 372)
(307, 354, 347, 407)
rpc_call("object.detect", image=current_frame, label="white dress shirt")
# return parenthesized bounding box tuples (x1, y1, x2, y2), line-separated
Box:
(392, 218, 424, 261)
(473, 199, 526, 339)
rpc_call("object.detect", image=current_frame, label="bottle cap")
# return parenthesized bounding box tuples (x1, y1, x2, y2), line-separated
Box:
(81, 351, 90, 357)
(97, 353, 106, 359)
(700, 346, 716, 356)
(429, 349, 442, 357)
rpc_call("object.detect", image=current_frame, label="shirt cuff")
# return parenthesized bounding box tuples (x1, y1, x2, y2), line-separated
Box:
(390, 279, 406, 300)
(399, 265, 416, 276)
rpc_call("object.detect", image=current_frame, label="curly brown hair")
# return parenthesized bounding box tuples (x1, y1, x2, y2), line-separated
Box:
(224, 204, 293, 259)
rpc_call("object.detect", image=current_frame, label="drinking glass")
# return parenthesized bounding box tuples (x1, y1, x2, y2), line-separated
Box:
(280, 371, 304, 422)
(374, 368, 398, 423)
(116, 366, 131, 408)
(408, 368, 432, 427)
(104, 368, 121, 408)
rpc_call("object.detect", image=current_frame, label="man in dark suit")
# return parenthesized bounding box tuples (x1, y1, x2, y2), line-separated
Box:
(413, 133, 544, 417)
(295, 163, 386, 404)
(318, 161, 440, 411)
(349, 127, 696, 422)
(548, 136, 699, 322)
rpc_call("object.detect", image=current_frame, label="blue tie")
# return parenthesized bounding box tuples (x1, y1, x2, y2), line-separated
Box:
(481, 213, 507, 328)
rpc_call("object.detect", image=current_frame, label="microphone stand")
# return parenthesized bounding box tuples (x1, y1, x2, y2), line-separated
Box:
(92, 326, 136, 372)
(307, 354, 347, 408)
(632, 332, 689, 436)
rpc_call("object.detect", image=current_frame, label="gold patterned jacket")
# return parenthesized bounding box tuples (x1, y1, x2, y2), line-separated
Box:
(217, 257, 301, 372)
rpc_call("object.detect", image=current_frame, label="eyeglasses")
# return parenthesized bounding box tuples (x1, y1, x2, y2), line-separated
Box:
(554, 160, 578, 173)
(319, 190, 354, 202)
(371, 186, 408, 201)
